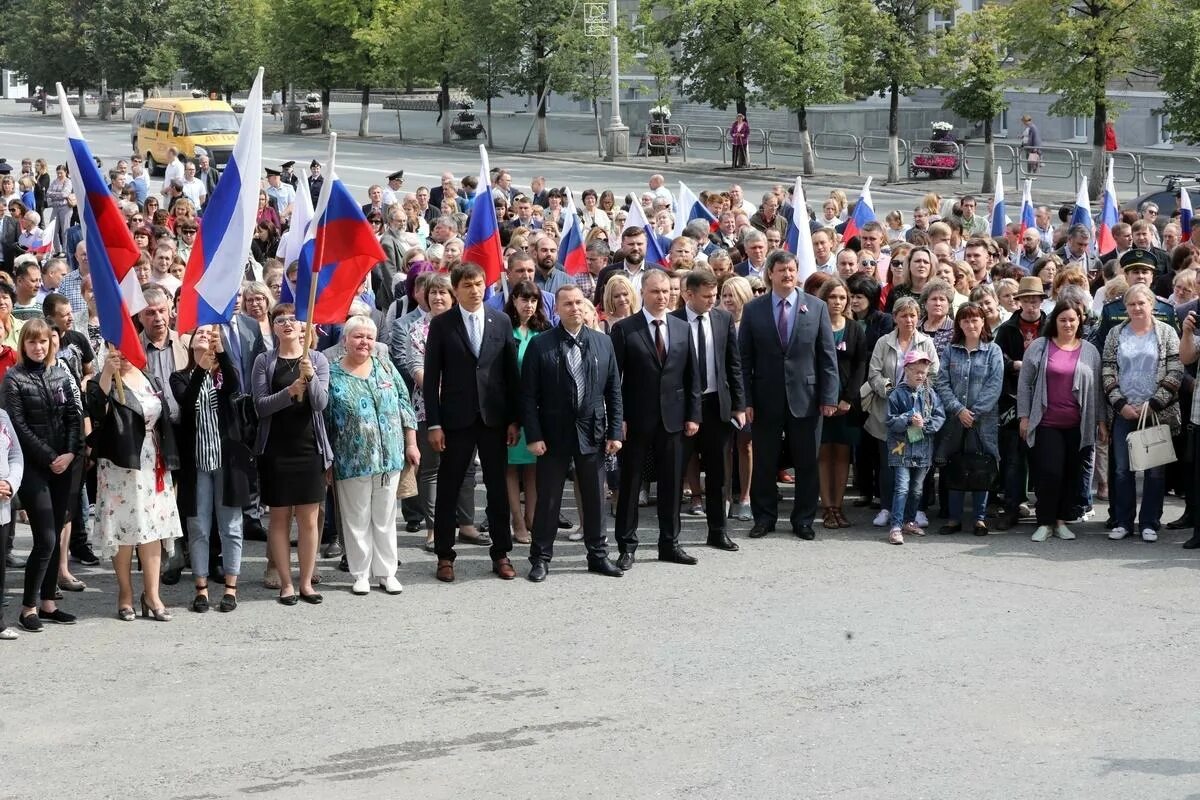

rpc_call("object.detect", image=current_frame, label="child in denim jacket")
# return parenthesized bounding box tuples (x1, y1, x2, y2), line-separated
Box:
(886, 350, 945, 544)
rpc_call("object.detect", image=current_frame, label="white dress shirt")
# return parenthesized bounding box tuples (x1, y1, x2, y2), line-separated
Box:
(642, 308, 669, 351)
(685, 307, 717, 394)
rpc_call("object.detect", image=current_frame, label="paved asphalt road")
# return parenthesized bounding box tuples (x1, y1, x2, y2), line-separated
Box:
(2, 101, 1200, 799)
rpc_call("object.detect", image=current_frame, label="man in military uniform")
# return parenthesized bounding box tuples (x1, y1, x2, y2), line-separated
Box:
(280, 160, 300, 190)
(1090, 248, 1179, 351)
(264, 166, 297, 224)
(381, 170, 404, 207)
(307, 159, 324, 207)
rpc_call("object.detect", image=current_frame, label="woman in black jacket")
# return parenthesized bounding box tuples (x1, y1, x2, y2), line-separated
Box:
(2, 319, 83, 632)
(847, 273, 894, 510)
(87, 348, 182, 622)
(170, 327, 253, 613)
(817, 277, 869, 528)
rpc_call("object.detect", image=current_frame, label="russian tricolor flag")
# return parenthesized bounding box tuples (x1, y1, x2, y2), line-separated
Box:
(1181, 186, 1193, 243)
(990, 167, 1006, 239)
(57, 82, 146, 369)
(1069, 176, 1094, 246)
(1096, 157, 1120, 255)
(841, 177, 876, 245)
(557, 187, 587, 275)
(29, 217, 56, 256)
(785, 175, 818, 284)
(179, 67, 264, 332)
(462, 144, 504, 287)
(626, 197, 669, 266)
(294, 133, 387, 324)
(1019, 180, 1035, 237)
(673, 181, 718, 236)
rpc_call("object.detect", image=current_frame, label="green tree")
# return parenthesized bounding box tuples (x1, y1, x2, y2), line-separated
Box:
(93, 0, 179, 117)
(510, 0, 577, 152)
(1007, 0, 1155, 196)
(451, 0, 522, 144)
(841, 0, 954, 183)
(1141, 0, 1200, 145)
(756, 0, 846, 175)
(938, 3, 1011, 193)
(172, 0, 269, 100)
(552, 10, 637, 157)
(2, 0, 99, 116)
(650, 0, 763, 118)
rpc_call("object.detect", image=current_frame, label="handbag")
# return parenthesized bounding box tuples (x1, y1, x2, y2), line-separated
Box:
(943, 427, 998, 492)
(1126, 404, 1176, 472)
(397, 462, 418, 499)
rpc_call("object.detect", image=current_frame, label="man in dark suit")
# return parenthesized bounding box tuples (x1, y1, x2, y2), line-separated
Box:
(0, 209, 20, 271)
(734, 229, 769, 280)
(423, 262, 521, 582)
(740, 251, 840, 540)
(611, 269, 702, 569)
(222, 312, 267, 387)
(521, 285, 624, 581)
(673, 269, 746, 550)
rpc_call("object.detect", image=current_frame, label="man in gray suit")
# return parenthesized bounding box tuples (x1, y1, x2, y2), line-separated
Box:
(739, 251, 839, 540)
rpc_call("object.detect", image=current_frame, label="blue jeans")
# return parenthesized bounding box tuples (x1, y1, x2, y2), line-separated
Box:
(948, 490, 988, 522)
(1077, 445, 1095, 511)
(188, 468, 244, 578)
(891, 466, 928, 527)
(1110, 415, 1166, 532)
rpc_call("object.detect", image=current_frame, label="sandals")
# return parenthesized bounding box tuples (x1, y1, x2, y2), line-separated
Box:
(833, 508, 852, 528)
(822, 507, 839, 529)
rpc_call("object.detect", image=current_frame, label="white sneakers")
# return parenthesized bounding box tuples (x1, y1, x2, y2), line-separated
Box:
(351, 577, 370, 595)
(378, 576, 404, 595)
(1108, 527, 1129, 540)
(873, 509, 891, 527)
(915, 511, 930, 528)
(1141, 528, 1158, 542)
(1031, 525, 1052, 542)
(1054, 524, 1076, 540)
(888, 528, 904, 545)
(1034, 524, 1076, 541)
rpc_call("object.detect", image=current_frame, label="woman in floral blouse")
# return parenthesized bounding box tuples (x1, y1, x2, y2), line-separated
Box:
(326, 315, 420, 596)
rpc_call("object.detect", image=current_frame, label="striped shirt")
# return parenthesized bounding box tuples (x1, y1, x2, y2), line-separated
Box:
(194, 371, 221, 472)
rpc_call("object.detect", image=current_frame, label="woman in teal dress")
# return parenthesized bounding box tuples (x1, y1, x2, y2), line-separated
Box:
(505, 280, 551, 544)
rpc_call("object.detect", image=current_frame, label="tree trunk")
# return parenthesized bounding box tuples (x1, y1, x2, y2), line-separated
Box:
(440, 73, 451, 145)
(536, 85, 549, 152)
(798, 107, 815, 176)
(486, 97, 494, 145)
(358, 86, 370, 137)
(887, 79, 900, 183)
(735, 66, 748, 119)
(594, 97, 603, 159)
(981, 117, 995, 194)
(321, 88, 331, 135)
(1090, 97, 1106, 200)
(77, 87, 86, 118)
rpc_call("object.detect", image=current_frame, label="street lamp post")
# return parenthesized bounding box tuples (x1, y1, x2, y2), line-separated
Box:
(603, 0, 628, 161)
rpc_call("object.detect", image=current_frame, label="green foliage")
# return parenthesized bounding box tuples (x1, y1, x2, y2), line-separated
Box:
(1141, 0, 1200, 144)
(1006, 0, 1153, 120)
(2, 0, 98, 93)
(650, 0, 764, 112)
(449, 0, 522, 105)
(938, 4, 1011, 129)
(171, 0, 270, 94)
(755, 0, 845, 115)
(839, 0, 954, 102)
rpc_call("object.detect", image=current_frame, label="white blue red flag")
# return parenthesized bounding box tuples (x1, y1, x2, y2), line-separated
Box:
(557, 188, 587, 275)
(462, 144, 504, 287)
(29, 217, 56, 256)
(626, 199, 669, 266)
(841, 177, 876, 244)
(1096, 158, 1119, 255)
(1019, 180, 1035, 237)
(785, 175, 818, 284)
(57, 82, 146, 369)
(673, 181, 718, 236)
(990, 167, 1006, 239)
(1069, 176, 1093, 247)
(1181, 186, 1193, 243)
(179, 67, 264, 332)
(293, 133, 387, 324)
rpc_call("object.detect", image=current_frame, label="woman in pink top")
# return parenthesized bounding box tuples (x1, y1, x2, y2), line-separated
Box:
(1016, 299, 1106, 542)
(729, 114, 750, 168)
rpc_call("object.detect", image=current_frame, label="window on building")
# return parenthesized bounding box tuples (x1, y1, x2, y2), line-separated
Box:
(1073, 116, 1089, 140)
(1155, 113, 1173, 146)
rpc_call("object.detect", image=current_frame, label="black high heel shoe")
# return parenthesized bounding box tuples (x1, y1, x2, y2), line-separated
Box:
(140, 593, 172, 622)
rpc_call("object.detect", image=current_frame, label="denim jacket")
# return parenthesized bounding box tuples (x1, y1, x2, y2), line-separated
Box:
(934, 341, 1003, 459)
(886, 382, 945, 468)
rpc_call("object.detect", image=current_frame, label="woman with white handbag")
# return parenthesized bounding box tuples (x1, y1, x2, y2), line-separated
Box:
(1101, 284, 1184, 542)
(1018, 300, 1107, 543)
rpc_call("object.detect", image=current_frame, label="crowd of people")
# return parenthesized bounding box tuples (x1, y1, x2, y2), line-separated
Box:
(1, 150, 1199, 641)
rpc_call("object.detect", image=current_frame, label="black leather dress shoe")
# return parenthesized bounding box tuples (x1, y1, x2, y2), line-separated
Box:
(527, 561, 548, 582)
(1167, 515, 1192, 530)
(242, 516, 267, 541)
(558, 515, 574, 529)
(707, 532, 739, 551)
(1183, 534, 1200, 549)
(405, 520, 422, 533)
(161, 565, 183, 586)
(587, 559, 623, 577)
(616, 552, 635, 571)
(658, 547, 698, 565)
(321, 540, 343, 559)
(794, 525, 816, 541)
(748, 524, 772, 539)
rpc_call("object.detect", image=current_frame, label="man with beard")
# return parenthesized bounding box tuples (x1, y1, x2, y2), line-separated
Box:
(532, 236, 573, 296)
(1016, 228, 1044, 273)
(593, 227, 657, 305)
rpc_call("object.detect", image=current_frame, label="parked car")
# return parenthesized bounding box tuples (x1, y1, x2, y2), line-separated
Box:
(1127, 175, 1198, 227)
(131, 97, 239, 173)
